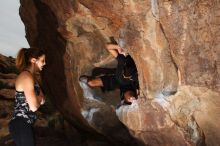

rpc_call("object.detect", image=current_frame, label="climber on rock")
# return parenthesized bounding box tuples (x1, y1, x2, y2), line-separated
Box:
(79, 43, 140, 106)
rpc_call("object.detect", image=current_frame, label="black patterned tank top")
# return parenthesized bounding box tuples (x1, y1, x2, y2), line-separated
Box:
(12, 83, 40, 124)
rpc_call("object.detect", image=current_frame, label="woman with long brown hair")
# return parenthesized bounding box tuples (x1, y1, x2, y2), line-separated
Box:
(9, 47, 46, 146)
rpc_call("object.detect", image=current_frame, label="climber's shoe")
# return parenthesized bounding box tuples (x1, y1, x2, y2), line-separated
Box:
(79, 75, 90, 84)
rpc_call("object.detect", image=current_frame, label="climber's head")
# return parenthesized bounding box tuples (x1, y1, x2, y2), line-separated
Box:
(123, 90, 137, 105)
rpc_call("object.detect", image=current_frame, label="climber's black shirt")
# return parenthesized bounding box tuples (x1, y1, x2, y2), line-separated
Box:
(100, 54, 139, 99)
(115, 54, 139, 99)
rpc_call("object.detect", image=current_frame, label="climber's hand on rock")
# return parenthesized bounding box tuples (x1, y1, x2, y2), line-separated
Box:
(118, 48, 128, 56)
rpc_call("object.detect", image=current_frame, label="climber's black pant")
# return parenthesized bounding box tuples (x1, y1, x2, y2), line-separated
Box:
(9, 117, 35, 146)
(100, 75, 119, 91)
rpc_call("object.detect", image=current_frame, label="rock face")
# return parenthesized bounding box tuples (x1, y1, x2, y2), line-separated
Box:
(166, 86, 220, 146)
(159, 0, 220, 92)
(0, 54, 16, 140)
(19, 0, 220, 146)
(0, 54, 18, 74)
(0, 55, 17, 100)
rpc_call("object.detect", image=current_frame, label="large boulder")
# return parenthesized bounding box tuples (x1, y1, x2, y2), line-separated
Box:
(19, 0, 220, 145)
(0, 55, 17, 99)
(0, 54, 18, 74)
(0, 75, 16, 89)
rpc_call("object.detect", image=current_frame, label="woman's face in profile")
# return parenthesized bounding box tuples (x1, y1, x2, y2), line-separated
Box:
(35, 55, 46, 71)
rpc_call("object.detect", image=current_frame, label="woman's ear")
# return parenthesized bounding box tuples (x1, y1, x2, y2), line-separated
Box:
(30, 58, 37, 64)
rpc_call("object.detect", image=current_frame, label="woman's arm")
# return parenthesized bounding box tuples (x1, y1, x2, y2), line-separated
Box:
(21, 73, 41, 112)
(38, 89, 45, 105)
(34, 74, 45, 105)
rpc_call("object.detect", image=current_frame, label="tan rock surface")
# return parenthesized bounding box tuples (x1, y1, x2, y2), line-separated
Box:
(159, 1, 220, 92)
(166, 86, 220, 146)
(116, 98, 193, 146)
(19, 0, 220, 145)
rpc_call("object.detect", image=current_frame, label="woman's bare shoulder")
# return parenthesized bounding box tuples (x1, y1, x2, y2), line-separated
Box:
(16, 71, 34, 85)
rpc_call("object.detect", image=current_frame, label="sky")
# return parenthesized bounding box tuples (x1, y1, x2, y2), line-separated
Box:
(0, 0, 29, 57)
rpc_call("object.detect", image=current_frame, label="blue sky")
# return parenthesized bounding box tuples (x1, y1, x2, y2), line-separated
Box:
(0, 0, 29, 57)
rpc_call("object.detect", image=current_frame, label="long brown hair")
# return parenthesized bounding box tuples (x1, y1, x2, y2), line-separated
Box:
(16, 47, 45, 71)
